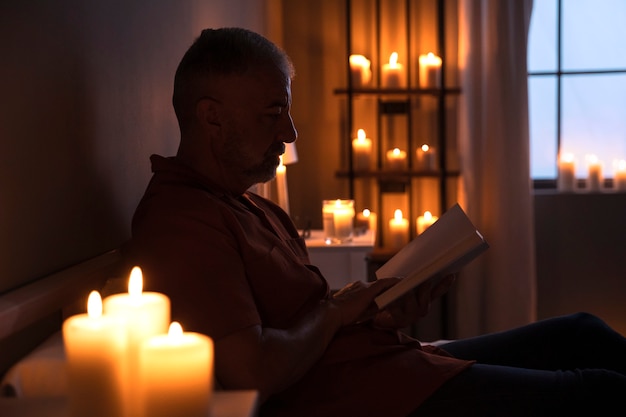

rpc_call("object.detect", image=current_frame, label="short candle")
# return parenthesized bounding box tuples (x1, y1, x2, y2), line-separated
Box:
(417, 210, 439, 235)
(388, 209, 409, 249)
(614, 159, 626, 191)
(586, 154, 603, 192)
(382, 52, 404, 88)
(416, 144, 437, 170)
(557, 153, 576, 192)
(419, 52, 442, 88)
(349, 54, 372, 88)
(386, 147, 407, 171)
(138, 322, 214, 417)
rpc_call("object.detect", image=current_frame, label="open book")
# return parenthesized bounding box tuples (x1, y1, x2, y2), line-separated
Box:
(374, 203, 489, 309)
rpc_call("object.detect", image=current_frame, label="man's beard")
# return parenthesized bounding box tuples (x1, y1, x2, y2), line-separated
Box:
(222, 128, 285, 186)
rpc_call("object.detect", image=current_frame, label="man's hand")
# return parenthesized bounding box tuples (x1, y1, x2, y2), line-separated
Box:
(373, 274, 456, 329)
(330, 278, 399, 325)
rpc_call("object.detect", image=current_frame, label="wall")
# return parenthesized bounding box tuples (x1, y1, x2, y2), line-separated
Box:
(534, 191, 626, 336)
(0, 0, 271, 293)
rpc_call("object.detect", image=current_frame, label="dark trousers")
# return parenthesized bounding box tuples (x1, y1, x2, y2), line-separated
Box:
(411, 312, 626, 417)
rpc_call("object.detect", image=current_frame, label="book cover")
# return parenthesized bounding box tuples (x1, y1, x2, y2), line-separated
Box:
(374, 203, 489, 309)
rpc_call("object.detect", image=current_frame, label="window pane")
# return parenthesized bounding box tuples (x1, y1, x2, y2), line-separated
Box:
(563, 0, 626, 71)
(528, 0, 558, 72)
(529, 76, 557, 178)
(561, 74, 626, 178)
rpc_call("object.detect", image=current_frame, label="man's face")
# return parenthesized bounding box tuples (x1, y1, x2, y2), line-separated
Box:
(215, 66, 297, 187)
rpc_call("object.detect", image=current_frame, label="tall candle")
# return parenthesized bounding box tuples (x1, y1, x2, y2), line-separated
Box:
(586, 154, 603, 192)
(349, 54, 371, 88)
(352, 129, 372, 171)
(614, 159, 626, 191)
(103, 267, 170, 416)
(417, 210, 439, 235)
(416, 144, 437, 170)
(139, 322, 214, 417)
(63, 291, 129, 417)
(419, 52, 442, 88)
(388, 209, 409, 249)
(386, 147, 407, 171)
(382, 52, 404, 88)
(557, 153, 576, 192)
(276, 156, 290, 213)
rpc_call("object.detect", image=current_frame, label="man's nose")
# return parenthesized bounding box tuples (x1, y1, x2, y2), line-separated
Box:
(279, 113, 297, 143)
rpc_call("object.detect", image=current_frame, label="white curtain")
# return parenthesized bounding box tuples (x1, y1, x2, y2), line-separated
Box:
(453, 0, 536, 338)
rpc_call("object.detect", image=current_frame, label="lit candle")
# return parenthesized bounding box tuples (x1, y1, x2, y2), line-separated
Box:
(382, 52, 404, 88)
(352, 129, 372, 171)
(557, 153, 576, 192)
(418, 52, 442, 88)
(349, 54, 372, 88)
(614, 159, 626, 191)
(333, 199, 355, 242)
(276, 156, 290, 213)
(586, 154, 603, 192)
(386, 147, 407, 171)
(416, 144, 437, 170)
(103, 267, 171, 416)
(355, 208, 377, 234)
(138, 322, 214, 417)
(417, 210, 439, 235)
(388, 209, 409, 249)
(322, 199, 355, 243)
(63, 291, 129, 417)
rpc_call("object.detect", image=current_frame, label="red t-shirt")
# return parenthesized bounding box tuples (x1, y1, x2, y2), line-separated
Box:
(126, 155, 473, 417)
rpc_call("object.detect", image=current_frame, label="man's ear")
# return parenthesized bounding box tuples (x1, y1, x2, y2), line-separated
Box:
(196, 98, 221, 127)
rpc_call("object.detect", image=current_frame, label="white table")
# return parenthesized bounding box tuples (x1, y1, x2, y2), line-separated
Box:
(304, 229, 375, 289)
(0, 390, 258, 417)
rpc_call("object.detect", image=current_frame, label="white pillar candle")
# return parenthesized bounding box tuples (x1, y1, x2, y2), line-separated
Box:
(419, 52, 442, 88)
(386, 147, 407, 171)
(333, 200, 355, 242)
(586, 154, 603, 192)
(139, 322, 214, 417)
(417, 210, 439, 235)
(614, 159, 626, 191)
(103, 267, 171, 416)
(349, 54, 371, 88)
(276, 156, 290, 214)
(322, 199, 355, 243)
(382, 52, 404, 88)
(352, 129, 372, 171)
(557, 153, 576, 192)
(416, 144, 437, 170)
(63, 291, 129, 417)
(388, 209, 409, 249)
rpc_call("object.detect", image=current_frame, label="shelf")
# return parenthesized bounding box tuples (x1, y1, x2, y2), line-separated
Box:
(333, 87, 461, 96)
(335, 169, 460, 180)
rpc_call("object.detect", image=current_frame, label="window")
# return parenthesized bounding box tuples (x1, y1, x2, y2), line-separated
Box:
(528, 0, 626, 186)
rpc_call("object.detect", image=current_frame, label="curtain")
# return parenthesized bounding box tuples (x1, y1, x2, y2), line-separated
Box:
(452, 0, 536, 338)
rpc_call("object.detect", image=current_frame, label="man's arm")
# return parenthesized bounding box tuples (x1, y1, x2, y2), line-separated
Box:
(213, 278, 397, 403)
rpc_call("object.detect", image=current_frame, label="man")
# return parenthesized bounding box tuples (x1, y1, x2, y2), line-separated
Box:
(127, 27, 626, 417)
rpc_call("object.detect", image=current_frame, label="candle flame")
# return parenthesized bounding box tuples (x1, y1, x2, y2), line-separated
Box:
(357, 129, 366, 141)
(560, 153, 575, 163)
(349, 54, 370, 68)
(392, 148, 401, 156)
(586, 154, 600, 165)
(421, 144, 430, 152)
(424, 211, 432, 220)
(362, 208, 371, 217)
(87, 291, 102, 318)
(128, 266, 143, 299)
(334, 199, 342, 207)
(168, 321, 184, 339)
(389, 52, 398, 66)
(394, 209, 403, 220)
(616, 159, 626, 171)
